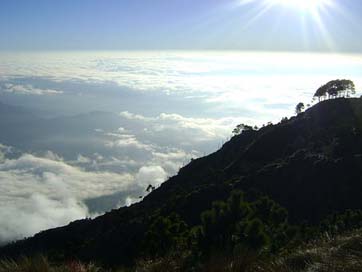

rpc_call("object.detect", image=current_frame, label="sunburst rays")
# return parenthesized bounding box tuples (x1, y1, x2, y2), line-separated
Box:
(236, 0, 339, 51)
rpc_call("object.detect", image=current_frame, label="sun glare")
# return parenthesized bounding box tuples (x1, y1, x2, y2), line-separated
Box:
(237, 0, 337, 50)
(270, 0, 331, 11)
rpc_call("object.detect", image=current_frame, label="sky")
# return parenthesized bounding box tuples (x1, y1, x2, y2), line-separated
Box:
(0, 0, 362, 244)
(0, 0, 361, 52)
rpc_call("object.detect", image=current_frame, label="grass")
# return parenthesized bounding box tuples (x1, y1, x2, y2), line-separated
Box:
(0, 256, 102, 272)
(254, 229, 362, 272)
(1, 229, 362, 272)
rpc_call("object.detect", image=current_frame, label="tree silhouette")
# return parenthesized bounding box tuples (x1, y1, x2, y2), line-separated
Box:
(295, 102, 305, 115)
(338, 79, 356, 97)
(241, 218, 270, 250)
(198, 191, 293, 254)
(146, 184, 156, 192)
(143, 213, 189, 257)
(314, 79, 355, 101)
(232, 123, 255, 135)
(314, 85, 328, 101)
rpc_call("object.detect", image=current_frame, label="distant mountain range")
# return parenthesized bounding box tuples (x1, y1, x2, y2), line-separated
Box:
(2, 98, 362, 267)
(0, 101, 121, 158)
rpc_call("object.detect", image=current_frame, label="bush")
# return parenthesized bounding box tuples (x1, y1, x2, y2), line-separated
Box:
(198, 191, 296, 256)
(143, 213, 191, 258)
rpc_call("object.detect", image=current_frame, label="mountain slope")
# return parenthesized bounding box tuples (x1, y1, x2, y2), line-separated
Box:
(2, 97, 362, 266)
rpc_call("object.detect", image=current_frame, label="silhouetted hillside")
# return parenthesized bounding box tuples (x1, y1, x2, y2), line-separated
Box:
(2, 97, 362, 267)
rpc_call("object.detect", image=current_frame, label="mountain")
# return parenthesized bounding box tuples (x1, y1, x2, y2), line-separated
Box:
(1, 97, 362, 266)
(0, 102, 37, 128)
(0, 101, 121, 158)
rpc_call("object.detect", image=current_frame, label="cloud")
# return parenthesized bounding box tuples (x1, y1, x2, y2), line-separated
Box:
(119, 111, 149, 121)
(136, 165, 167, 188)
(151, 149, 198, 174)
(76, 154, 92, 164)
(105, 134, 154, 151)
(101, 111, 238, 174)
(119, 111, 240, 142)
(0, 116, 209, 244)
(2, 83, 63, 95)
(0, 193, 87, 245)
(1, 51, 361, 125)
(0, 137, 186, 244)
(0, 104, 240, 245)
(0, 153, 138, 244)
(0, 153, 137, 201)
(0, 144, 12, 162)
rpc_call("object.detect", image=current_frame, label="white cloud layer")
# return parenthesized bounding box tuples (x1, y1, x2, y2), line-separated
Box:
(0, 152, 167, 244)
(2, 83, 62, 95)
(1, 51, 361, 123)
(136, 166, 167, 188)
(119, 111, 240, 141)
(0, 110, 234, 244)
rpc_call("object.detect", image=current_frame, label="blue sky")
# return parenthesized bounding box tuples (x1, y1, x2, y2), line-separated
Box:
(0, 0, 361, 52)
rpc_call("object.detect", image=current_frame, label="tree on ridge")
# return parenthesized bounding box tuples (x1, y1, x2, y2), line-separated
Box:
(295, 102, 305, 115)
(314, 79, 355, 101)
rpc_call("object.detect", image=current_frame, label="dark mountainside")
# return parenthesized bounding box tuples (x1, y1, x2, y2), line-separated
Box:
(2, 97, 362, 267)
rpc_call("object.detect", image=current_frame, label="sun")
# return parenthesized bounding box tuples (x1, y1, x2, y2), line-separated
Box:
(269, 0, 331, 12)
(236, 0, 337, 50)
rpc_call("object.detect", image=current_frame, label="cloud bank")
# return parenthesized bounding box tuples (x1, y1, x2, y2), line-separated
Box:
(1, 83, 62, 95)
(0, 108, 240, 244)
(0, 152, 159, 244)
(1, 51, 361, 124)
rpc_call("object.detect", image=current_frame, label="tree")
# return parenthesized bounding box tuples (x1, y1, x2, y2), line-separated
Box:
(232, 123, 255, 135)
(314, 84, 328, 101)
(314, 79, 355, 101)
(295, 102, 305, 115)
(143, 213, 190, 257)
(240, 218, 270, 250)
(339, 79, 356, 97)
(146, 184, 156, 192)
(280, 117, 288, 124)
(198, 191, 292, 254)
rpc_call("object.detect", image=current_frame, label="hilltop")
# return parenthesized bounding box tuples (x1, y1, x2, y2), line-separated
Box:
(2, 97, 362, 268)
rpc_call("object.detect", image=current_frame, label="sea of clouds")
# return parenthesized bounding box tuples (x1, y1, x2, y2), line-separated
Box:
(0, 51, 361, 244)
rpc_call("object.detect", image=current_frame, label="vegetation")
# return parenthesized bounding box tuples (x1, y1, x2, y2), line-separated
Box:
(235, 79, 356, 133)
(142, 213, 191, 258)
(295, 102, 304, 115)
(197, 192, 292, 255)
(0, 256, 101, 272)
(314, 79, 355, 101)
(232, 123, 256, 135)
(0, 209, 362, 272)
